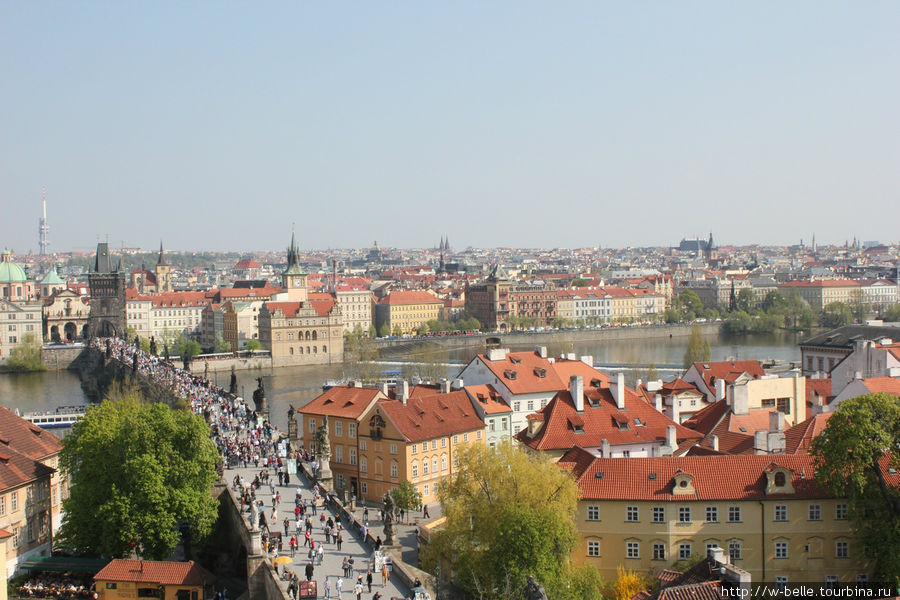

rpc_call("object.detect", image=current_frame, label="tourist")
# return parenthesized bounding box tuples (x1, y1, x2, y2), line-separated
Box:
(353, 580, 363, 600)
(366, 570, 373, 592)
(381, 563, 389, 586)
(304, 562, 314, 582)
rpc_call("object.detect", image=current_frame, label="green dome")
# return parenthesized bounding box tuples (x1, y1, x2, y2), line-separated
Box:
(40, 264, 65, 285)
(0, 250, 27, 284)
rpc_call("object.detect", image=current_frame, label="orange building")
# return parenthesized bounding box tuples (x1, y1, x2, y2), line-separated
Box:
(93, 559, 214, 600)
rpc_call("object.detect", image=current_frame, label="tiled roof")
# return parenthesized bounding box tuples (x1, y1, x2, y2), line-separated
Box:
(266, 297, 335, 318)
(783, 413, 832, 454)
(307, 293, 338, 317)
(464, 385, 511, 415)
(859, 377, 900, 397)
(781, 279, 860, 288)
(661, 378, 701, 395)
(0, 447, 55, 492)
(94, 559, 215, 586)
(559, 450, 836, 501)
(516, 382, 701, 451)
(0, 406, 63, 460)
(690, 360, 764, 394)
(233, 258, 261, 270)
(127, 291, 210, 308)
(298, 386, 385, 419)
(800, 324, 900, 349)
(476, 351, 611, 395)
(378, 392, 485, 443)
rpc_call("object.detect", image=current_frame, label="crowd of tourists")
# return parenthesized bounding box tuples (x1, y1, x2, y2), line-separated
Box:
(15, 574, 96, 599)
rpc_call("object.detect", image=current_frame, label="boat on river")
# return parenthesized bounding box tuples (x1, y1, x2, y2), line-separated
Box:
(18, 405, 91, 429)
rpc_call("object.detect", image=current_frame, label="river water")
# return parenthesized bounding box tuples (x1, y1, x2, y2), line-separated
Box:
(0, 331, 802, 433)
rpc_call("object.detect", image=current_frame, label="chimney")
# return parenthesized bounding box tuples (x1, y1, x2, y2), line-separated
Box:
(398, 380, 409, 404)
(351, 380, 363, 388)
(379, 382, 389, 396)
(754, 430, 768, 454)
(570, 375, 584, 412)
(769, 411, 785, 433)
(566, 352, 576, 361)
(666, 425, 676, 450)
(854, 371, 862, 380)
(535, 346, 548, 359)
(636, 378, 643, 389)
(708, 546, 727, 566)
(672, 399, 680, 424)
(601, 438, 610, 457)
(451, 378, 464, 391)
(580, 355, 593, 367)
(440, 378, 451, 394)
(654, 393, 662, 413)
(615, 372, 625, 410)
(710, 434, 719, 452)
(715, 378, 726, 402)
(487, 348, 508, 362)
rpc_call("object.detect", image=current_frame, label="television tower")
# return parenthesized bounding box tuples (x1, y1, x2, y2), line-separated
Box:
(38, 190, 50, 255)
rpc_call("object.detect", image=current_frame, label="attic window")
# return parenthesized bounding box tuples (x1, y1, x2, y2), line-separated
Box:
(590, 378, 603, 388)
(534, 368, 547, 378)
(703, 364, 710, 369)
(504, 369, 518, 380)
(739, 427, 747, 432)
(594, 472, 604, 479)
(634, 418, 643, 427)
(613, 414, 629, 430)
(588, 398, 601, 408)
(649, 473, 657, 480)
(510, 357, 522, 364)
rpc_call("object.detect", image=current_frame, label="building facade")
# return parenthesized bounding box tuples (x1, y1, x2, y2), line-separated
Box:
(87, 243, 127, 339)
(374, 291, 443, 335)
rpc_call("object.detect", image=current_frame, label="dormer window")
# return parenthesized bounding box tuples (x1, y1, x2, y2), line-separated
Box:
(765, 466, 795, 495)
(672, 472, 696, 495)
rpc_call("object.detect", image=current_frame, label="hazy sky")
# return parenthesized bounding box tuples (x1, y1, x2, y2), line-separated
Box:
(2, 2, 898, 253)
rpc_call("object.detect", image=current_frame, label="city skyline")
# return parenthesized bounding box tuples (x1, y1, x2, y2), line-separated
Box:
(2, 2, 898, 253)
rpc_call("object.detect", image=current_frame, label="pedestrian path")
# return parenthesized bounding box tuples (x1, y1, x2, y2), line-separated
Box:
(225, 463, 411, 600)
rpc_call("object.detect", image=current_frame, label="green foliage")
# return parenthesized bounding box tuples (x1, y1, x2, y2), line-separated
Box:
(885, 303, 900, 322)
(214, 335, 232, 353)
(762, 290, 789, 313)
(390, 480, 422, 513)
(670, 553, 704, 573)
(57, 384, 219, 560)
(124, 327, 137, 343)
(736, 288, 755, 313)
(173, 333, 202, 359)
(571, 278, 591, 287)
(678, 290, 703, 313)
(422, 443, 599, 600)
(810, 393, 900, 582)
(245, 339, 261, 352)
(645, 363, 659, 381)
(345, 333, 381, 383)
(378, 324, 390, 338)
(6, 333, 46, 372)
(392, 325, 403, 337)
(682, 325, 710, 368)
(614, 565, 651, 600)
(821, 302, 852, 328)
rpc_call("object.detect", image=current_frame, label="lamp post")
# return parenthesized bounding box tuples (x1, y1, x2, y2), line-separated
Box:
(433, 564, 441, 600)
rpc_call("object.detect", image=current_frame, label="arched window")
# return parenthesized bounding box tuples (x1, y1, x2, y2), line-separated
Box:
(411, 460, 419, 478)
(323, 345, 327, 353)
(774, 472, 786, 486)
(432, 458, 438, 473)
(313, 346, 318, 354)
(312, 330, 317, 340)
(307, 346, 311, 354)
(299, 347, 303, 354)
(441, 454, 447, 471)
(289, 347, 294, 355)
(422, 460, 429, 476)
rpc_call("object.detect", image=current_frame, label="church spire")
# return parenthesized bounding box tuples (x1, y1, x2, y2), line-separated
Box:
(157, 240, 168, 266)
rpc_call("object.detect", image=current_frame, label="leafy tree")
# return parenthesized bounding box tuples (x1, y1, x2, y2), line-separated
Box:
(682, 324, 710, 368)
(422, 443, 601, 600)
(821, 302, 852, 328)
(678, 290, 703, 314)
(392, 325, 403, 337)
(810, 393, 900, 581)
(884, 303, 900, 322)
(173, 333, 202, 359)
(736, 288, 755, 313)
(762, 290, 789, 313)
(614, 565, 650, 600)
(645, 363, 659, 382)
(245, 339, 261, 352)
(214, 335, 232, 353)
(57, 384, 219, 560)
(5, 333, 46, 372)
(368, 325, 377, 338)
(378, 324, 390, 338)
(848, 289, 868, 323)
(390, 480, 422, 513)
(571, 278, 591, 287)
(125, 327, 138, 343)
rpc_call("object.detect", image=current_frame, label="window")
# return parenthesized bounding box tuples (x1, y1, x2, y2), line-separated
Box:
(679, 543, 692, 560)
(825, 576, 839, 588)
(360, 457, 367, 473)
(422, 442, 428, 453)
(441, 455, 447, 471)
(728, 506, 741, 522)
(809, 504, 821, 521)
(105, 583, 118, 590)
(10, 491, 16, 512)
(453, 435, 459, 445)
(490, 421, 495, 432)
(776, 398, 791, 414)
(775, 505, 787, 522)
(705, 506, 717, 522)
(775, 577, 788, 592)
(652, 507, 665, 523)
(309, 418, 316, 433)
(836, 541, 849, 558)
(422, 461, 429, 476)
(679, 507, 691, 522)
(432, 458, 438, 473)
(360, 439, 367, 451)
(410, 443, 416, 455)
(391, 462, 398, 478)
(774, 471, 786, 486)
(335, 446, 343, 463)
(502, 418, 508, 430)
(626, 506, 639, 522)
(527, 400, 534, 411)
(775, 541, 788, 558)
(431, 440, 437, 450)
(412, 461, 418, 478)
(390, 444, 398, 455)
(835, 503, 848, 520)
(12, 527, 18, 547)
(728, 540, 742, 561)
(476, 430, 481, 440)
(0, 496, 5, 516)
(463, 433, 469, 442)
(856, 575, 868, 584)
(360, 482, 367, 494)
(349, 448, 357, 466)
(653, 543, 666, 560)
(348, 423, 356, 438)
(423, 483, 429, 497)
(441, 438, 446, 448)
(587, 540, 600, 557)
(587, 505, 600, 521)
(513, 402, 521, 412)
(335, 422, 343, 437)
(626, 542, 639, 559)
(453, 454, 459, 468)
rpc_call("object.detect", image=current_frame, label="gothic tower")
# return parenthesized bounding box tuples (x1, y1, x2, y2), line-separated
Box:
(87, 242, 126, 338)
(154, 241, 172, 293)
(282, 231, 308, 302)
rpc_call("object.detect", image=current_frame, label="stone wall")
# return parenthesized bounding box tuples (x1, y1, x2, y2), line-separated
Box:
(41, 345, 86, 370)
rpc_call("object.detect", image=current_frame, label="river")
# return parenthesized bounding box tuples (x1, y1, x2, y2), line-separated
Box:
(0, 330, 803, 434)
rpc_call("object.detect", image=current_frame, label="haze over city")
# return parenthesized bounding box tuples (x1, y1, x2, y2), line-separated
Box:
(2, 2, 898, 253)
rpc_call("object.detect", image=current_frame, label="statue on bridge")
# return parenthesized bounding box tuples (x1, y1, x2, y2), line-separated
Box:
(252, 377, 268, 417)
(315, 416, 332, 482)
(382, 492, 396, 545)
(524, 576, 548, 600)
(149, 336, 157, 356)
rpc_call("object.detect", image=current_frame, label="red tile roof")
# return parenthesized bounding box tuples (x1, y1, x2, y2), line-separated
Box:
(558, 448, 839, 501)
(689, 360, 765, 395)
(859, 377, 900, 397)
(474, 351, 610, 395)
(780, 279, 860, 288)
(377, 291, 443, 305)
(516, 382, 701, 452)
(94, 559, 215, 586)
(0, 447, 55, 492)
(783, 413, 832, 454)
(298, 386, 385, 420)
(0, 406, 63, 460)
(377, 392, 485, 443)
(233, 258, 261, 270)
(265, 297, 335, 318)
(464, 385, 511, 415)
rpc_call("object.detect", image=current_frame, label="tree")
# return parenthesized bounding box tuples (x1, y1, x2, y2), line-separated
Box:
(762, 290, 789, 313)
(390, 480, 422, 514)
(57, 384, 219, 560)
(645, 363, 659, 382)
(421, 443, 602, 600)
(821, 302, 852, 328)
(378, 324, 390, 338)
(736, 288, 755, 313)
(682, 325, 710, 368)
(392, 325, 403, 337)
(214, 335, 232, 353)
(5, 333, 46, 372)
(614, 565, 649, 600)
(678, 290, 703, 314)
(245, 339, 261, 352)
(810, 393, 900, 581)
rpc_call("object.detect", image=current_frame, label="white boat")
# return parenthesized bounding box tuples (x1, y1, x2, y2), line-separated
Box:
(19, 405, 90, 429)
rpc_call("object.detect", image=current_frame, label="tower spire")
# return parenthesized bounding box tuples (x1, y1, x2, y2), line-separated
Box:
(38, 189, 50, 255)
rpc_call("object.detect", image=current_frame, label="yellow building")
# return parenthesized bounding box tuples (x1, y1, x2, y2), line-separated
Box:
(374, 290, 443, 335)
(93, 559, 214, 600)
(560, 450, 873, 584)
(356, 387, 486, 505)
(295, 385, 387, 499)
